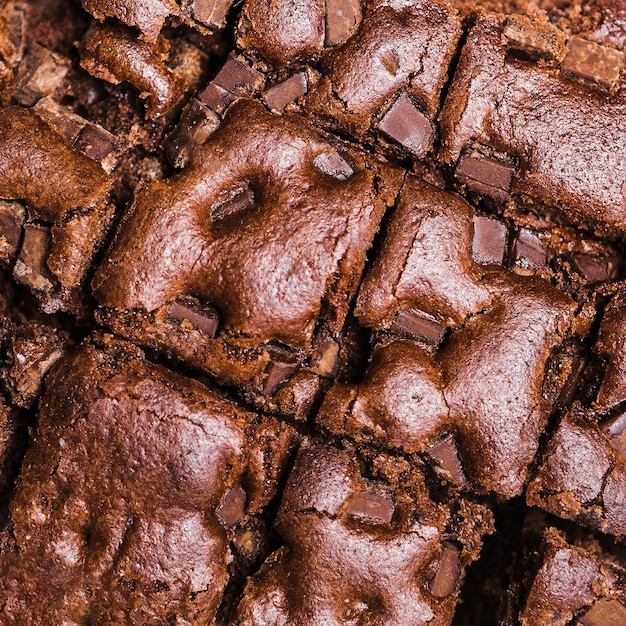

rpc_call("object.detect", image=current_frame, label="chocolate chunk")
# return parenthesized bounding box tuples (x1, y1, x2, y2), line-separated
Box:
(601, 411, 626, 457)
(12, 43, 70, 106)
(571, 251, 619, 284)
(263, 351, 299, 396)
(456, 154, 514, 199)
(472, 215, 508, 266)
(429, 543, 462, 598)
(556, 351, 586, 408)
(33, 97, 85, 144)
(212, 54, 264, 97)
(345, 490, 394, 524)
(561, 37, 622, 91)
(325, 0, 361, 47)
(217, 484, 247, 527)
(313, 151, 354, 180)
(0, 200, 24, 264)
(210, 187, 256, 221)
(198, 81, 237, 113)
(511, 228, 548, 275)
(165, 297, 219, 337)
(74, 124, 117, 164)
(503, 15, 564, 63)
(378, 94, 434, 158)
(427, 434, 466, 486)
(188, 0, 233, 29)
(310, 339, 340, 377)
(164, 98, 220, 168)
(579, 599, 626, 626)
(390, 308, 445, 346)
(263, 72, 308, 113)
(13, 223, 54, 293)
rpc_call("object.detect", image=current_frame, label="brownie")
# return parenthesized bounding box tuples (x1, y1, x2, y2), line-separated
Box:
(439, 10, 626, 236)
(93, 98, 402, 417)
(0, 334, 297, 623)
(236, 439, 493, 625)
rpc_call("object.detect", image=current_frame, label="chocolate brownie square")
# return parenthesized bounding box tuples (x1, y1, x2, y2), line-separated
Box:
(0, 334, 297, 623)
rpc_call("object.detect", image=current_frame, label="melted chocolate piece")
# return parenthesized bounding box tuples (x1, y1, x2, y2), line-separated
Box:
(390, 308, 446, 346)
(570, 250, 620, 283)
(325, 0, 361, 47)
(345, 490, 395, 525)
(601, 411, 626, 457)
(429, 543, 462, 598)
(456, 154, 514, 199)
(0, 200, 24, 264)
(165, 297, 220, 337)
(561, 36, 623, 91)
(263, 352, 299, 396)
(427, 434, 466, 486)
(579, 599, 626, 626)
(217, 484, 247, 527)
(209, 186, 256, 221)
(263, 72, 308, 113)
(378, 94, 434, 158)
(312, 151, 353, 180)
(472, 215, 508, 266)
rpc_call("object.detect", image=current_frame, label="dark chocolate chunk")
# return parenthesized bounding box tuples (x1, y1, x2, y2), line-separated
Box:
(313, 151, 354, 180)
(310, 339, 340, 377)
(472, 215, 508, 266)
(263, 72, 308, 113)
(263, 352, 299, 396)
(345, 490, 394, 525)
(165, 297, 219, 337)
(556, 351, 585, 408)
(33, 97, 85, 144)
(74, 124, 117, 164)
(12, 223, 54, 293)
(390, 308, 445, 346)
(511, 228, 548, 275)
(0, 200, 24, 264)
(212, 54, 264, 97)
(164, 98, 220, 168)
(571, 251, 619, 284)
(561, 36, 622, 91)
(579, 599, 626, 626)
(217, 484, 247, 527)
(188, 0, 233, 29)
(325, 0, 361, 47)
(456, 154, 514, 198)
(427, 434, 466, 486)
(429, 543, 462, 598)
(210, 187, 256, 221)
(198, 81, 237, 113)
(502, 15, 564, 63)
(12, 43, 70, 106)
(601, 411, 626, 457)
(378, 94, 434, 158)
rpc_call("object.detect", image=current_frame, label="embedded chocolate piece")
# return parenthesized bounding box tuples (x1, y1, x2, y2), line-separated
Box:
(263, 352, 299, 396)
(210, 187, 256, 221)
(325, 0, 361, 47)
(79, 21, 186, 119)
(579, 599, 626, 626)
(561, 36, 622, 91)
(0, 336, 297, 624)
(310, 338, 340, 377)
(165, 297, 220, 337)
(345, 490, 395, 524)
(0, 200, 24, 264)
(186, 0, 233, 29)
(164, 98, 220, 168)
(217, 485, 247, 527)
(236, 441, 492, 625)
(262, 71, 308, 113)
(81, 0, 178, 42)
(472, 215, 508, 266)
(199, 81, 237, 113)
(502, 14, 564, 63)
(510, 228, 548, 275)
(456, 154, 514, 199)
(11, 43, 70, 106)
(312, 150, 353, 180)
(213, 54, 264, 97)
(570, 250, 620, 283)
(427, 434, 466, 486)
(75, 124, 117, 164)
(391, 308, 446, 345)
(429, 543, 462, 598)
(33, 97, 87, 144)
(601, 411, 626, 458)
(13, 224, 54, 293)
(378, 94, 435, 157)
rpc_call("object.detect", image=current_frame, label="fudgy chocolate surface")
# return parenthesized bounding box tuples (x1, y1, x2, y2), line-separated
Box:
(2, 0, 626, 623)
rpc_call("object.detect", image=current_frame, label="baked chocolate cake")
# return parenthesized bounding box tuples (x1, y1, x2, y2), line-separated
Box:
(1, 0, 626, 623)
